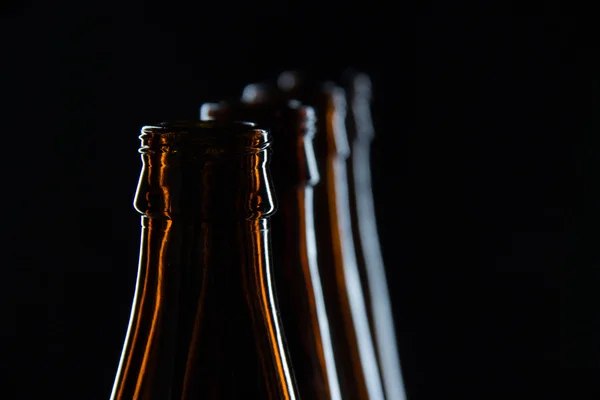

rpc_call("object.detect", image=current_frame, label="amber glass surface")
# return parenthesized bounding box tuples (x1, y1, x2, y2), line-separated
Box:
(242, 81, 386, 400)
(110, 121, 298, 399)
(200, 101, 342, 400)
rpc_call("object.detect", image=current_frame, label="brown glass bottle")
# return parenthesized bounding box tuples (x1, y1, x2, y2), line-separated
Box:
(110, 121, 298, 399)
(241, 81, 386, 400)
(268, 70, 408, 400)
(342, 72, 407, 400)
(200, 101, 342, 400)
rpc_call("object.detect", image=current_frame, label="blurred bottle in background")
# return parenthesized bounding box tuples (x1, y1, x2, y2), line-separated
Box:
(200, 100, 342, 400)
(238, 73, 397, 399)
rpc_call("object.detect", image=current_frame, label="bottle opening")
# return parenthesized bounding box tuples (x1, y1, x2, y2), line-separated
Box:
(140, 120, 271, 155)
(146, 120, 255, 132)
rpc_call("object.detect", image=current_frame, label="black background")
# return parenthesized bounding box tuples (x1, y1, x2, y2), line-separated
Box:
(2, 5, 575, 400)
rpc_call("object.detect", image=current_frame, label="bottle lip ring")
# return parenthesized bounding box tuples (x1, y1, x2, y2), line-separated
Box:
(139, 120, 271, 153)
(202, 100, 315, 122)
(142, 120, 260, 134)
(200, 101, 316, 140)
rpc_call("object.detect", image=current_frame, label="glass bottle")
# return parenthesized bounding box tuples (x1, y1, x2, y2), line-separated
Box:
(342, 71, 407, 400)
(241, 80, 386, 400)
(110, 121, 298, 399)
(271, 70, 408, 400)
(200, 100, 342, 400)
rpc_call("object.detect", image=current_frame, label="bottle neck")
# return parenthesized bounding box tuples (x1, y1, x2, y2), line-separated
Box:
(135, 122, 276, 221)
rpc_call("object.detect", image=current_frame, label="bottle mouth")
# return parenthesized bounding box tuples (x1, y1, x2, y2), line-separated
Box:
(241, 83, 273, 104)
(145, 120, 255, 132)
(200, 102, 315, 136)
(140, 120, 271, 154)
(277, 70, 302, 92)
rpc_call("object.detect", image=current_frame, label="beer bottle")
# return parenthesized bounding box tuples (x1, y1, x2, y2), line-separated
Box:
(242, 79, 386, 400)
(343, 71, 407, 400)
(200, 100, 342, 400)
(271, 70, 408, 400)
(110, 121, 298, 399)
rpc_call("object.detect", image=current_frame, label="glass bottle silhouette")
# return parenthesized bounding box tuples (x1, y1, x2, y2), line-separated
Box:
(200, 100, 342, 400)
(241, 80, 386, 400)
(342, 71, 407, 400)
(270, 70, 408, 400)
(110, 121, 298, 399)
